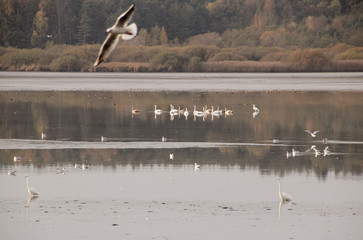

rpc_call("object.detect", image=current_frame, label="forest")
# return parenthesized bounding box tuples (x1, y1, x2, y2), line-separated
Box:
(0, 0, 362, 72)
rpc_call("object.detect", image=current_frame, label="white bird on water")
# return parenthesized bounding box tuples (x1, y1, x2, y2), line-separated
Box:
(94, 4, 137, 66)
(194, 163, 201, 171)
(162, 136, 167, 142)
(101, 136, 108, 142)
(24, 176, 39, 198)
(14, 156, 22, 162)
(169, 153, 174, 160)
(154, 105, 163, 115)
(252, 104, 260, 118)
(8, 170, 16, 176)
(311, 145, 320, 157)
(277, 178, 292, 202)
(56, 167, 65, 174)
(323, 146, 330, 156)
(41, 133, 47, 140)
(305, 130, 319, 137)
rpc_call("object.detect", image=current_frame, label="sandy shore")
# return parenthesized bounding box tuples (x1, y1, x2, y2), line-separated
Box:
(0, 72, 362, 91)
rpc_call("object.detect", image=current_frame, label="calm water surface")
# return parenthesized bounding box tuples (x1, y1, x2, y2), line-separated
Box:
(0, 73, 362, 239)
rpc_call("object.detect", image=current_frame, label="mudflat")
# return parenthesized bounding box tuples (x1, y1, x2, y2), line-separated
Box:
(0, 72, 362, 91)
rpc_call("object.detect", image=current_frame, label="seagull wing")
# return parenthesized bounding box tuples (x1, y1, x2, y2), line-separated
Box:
(313, 130, 319, 134)
(94, 33, 120, 66)
(115, 4, 135, 27)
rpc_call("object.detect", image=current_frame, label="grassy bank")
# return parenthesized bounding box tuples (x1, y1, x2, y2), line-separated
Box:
(0, 44, 362, 72)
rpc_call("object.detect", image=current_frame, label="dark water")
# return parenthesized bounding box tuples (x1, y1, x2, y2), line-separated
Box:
(1, 90, 362, 178)
(1, 82, 363, 239)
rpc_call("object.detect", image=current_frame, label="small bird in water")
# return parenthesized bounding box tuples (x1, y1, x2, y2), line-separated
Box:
(94, 4, 137, 66)
(56, 167, 65, 175)
(305, 130, 319, 137)
(169, 153, 174, 160)
(194, 163, 201, 171)
(41, 133, 47, 140)
(8, 170, 16, 176)
(101, 136, 108, 142)
(323, 146, 330, 156)
(13, 156, 22, 162)
(162, 136, 167, 142)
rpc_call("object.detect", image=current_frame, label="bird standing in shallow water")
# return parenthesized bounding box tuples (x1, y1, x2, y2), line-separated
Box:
(277, 178, 292, 202)
(24, 176, 39, 198)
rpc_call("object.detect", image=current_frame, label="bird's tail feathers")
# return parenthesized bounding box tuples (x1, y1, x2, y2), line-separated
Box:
(122, 23, 137, 40)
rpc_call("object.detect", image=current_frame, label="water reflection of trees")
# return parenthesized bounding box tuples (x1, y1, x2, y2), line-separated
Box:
(0, 91, 362, 178)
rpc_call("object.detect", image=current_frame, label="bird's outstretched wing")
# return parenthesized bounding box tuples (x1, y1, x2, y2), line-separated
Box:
(94, 34, 120, 66)
(116, 3, 135, 27)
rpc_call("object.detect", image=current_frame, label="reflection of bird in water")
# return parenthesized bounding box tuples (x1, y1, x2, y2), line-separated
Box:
(305, 129, 319, 137)
(323, 146, 330, 156)
(41, 133, 47, 140)
(194, 163, 201, 171)
(8, 170, 16, 176)
(169, 153, 174, 160)
(24, 176, 39, 198)
(101, 136, 107, 142)
(14, 156, 22, 162)
(277, 178, 292, 202)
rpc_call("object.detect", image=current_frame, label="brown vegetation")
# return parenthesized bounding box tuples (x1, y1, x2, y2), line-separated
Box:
(0, 44, 362, 72)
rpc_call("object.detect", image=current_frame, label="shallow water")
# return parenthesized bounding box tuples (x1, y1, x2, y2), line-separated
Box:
(0, 73, 363, 239)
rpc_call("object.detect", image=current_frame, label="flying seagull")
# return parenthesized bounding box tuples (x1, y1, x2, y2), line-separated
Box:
(305, 129, 319, 137)
(94, 4, 137, 66)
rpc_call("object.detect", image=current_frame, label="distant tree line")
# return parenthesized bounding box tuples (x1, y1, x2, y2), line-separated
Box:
(0, 0, 362, 49)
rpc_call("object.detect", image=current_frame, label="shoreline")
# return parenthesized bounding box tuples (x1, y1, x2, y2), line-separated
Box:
(1, 72, 362, 92)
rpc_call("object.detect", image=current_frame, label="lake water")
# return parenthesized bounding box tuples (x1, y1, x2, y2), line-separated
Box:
(0, 72, 363, 239)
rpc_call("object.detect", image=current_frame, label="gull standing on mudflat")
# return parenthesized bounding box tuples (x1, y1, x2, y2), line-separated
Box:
(94, 4, 137, 66)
